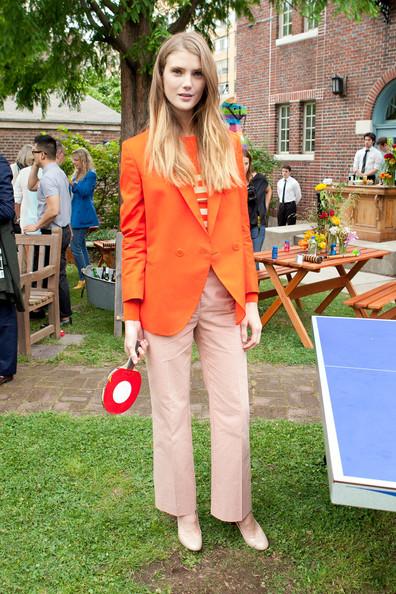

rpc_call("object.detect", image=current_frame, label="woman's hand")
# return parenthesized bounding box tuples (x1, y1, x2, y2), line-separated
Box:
(240, 302, 262, 350)
(124, 320, 148, 364)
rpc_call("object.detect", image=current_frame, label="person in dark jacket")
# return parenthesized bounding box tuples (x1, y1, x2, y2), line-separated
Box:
(0, 154, 24, 385)
(70, 148, 99, 290)
(243, 151, 272, 256)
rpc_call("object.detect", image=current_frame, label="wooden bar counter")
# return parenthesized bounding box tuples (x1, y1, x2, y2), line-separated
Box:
(326, 185, 396, 242)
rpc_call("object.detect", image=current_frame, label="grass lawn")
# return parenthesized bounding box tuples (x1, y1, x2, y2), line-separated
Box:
(0, 414, 395, 593)
(27, 265, 359, 367)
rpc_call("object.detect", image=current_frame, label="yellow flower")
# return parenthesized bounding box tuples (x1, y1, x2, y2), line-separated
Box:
(330, 216, 340, 225)
(315, 183, 327, 191)
(319, 241, 326, 250)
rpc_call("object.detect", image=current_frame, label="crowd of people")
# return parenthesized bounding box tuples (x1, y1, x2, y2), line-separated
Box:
(0, 136, 99, 384)
(242, 131, 389, 257)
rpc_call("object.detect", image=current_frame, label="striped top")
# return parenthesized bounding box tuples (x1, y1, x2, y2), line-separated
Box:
(182, 135, 209, 230)
(194, 174, 208, 229)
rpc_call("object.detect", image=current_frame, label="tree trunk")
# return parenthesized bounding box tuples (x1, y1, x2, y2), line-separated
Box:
(120, 59, 151, 141)
(119, 17, 153, 142)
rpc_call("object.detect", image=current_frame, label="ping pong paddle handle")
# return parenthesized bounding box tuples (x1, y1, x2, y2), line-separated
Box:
(126, 340, 142, 370)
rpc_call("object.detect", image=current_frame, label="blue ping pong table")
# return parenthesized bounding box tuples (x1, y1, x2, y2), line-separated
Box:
(312, 316, 396, 512)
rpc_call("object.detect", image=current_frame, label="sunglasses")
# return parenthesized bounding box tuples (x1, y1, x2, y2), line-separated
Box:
(32, 150, 47, 155)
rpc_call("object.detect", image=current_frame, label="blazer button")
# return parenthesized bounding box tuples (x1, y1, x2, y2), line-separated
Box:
(176, 249, 184, 257)
(232, 243, 240, 251)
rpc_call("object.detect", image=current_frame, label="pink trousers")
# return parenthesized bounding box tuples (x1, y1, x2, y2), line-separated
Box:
(145, 269, 251, 522)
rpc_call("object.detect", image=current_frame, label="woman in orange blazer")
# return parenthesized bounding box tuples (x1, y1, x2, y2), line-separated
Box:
(120, 32, 268, 552)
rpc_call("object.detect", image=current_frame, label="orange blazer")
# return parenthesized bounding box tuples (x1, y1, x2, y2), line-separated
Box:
(119, 129, 258, 336)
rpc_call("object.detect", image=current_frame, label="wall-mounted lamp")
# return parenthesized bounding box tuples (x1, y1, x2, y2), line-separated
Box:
(331, 75, 347, 96)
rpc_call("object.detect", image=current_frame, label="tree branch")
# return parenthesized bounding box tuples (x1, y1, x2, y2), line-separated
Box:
(88, 0, 113, 32)
(82, 1, 103, 34)
(84, 0, 137, 71)
(168, 0, 202, 34)
(100, 0, 118, 14)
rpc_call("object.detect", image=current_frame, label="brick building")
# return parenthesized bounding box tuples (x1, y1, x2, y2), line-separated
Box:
(236, 1, 396, 214)
(212, 13, 237, 100)
(0, 95, 120, 163)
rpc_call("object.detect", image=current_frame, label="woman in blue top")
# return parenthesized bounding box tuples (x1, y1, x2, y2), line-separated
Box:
(70, 148, 99, 289)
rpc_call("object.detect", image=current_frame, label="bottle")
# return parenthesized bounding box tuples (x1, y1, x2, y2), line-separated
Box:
(308, 237, 317, 256)
(348, 168, 355, 185)
(92, 267, 100, 279)
(0, 247, 4, 279)
(111, 269, 116, 283)
(102, 267, 110, 281)
(284, 240, 290, 252)
(271, 246, 278, 259)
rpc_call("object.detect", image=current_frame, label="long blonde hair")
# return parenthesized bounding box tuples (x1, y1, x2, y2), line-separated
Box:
(147, 32, 242, 192)
(72, 148, 94, 179)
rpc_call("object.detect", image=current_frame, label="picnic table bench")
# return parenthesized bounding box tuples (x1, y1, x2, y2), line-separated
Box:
(344, 280, 396, 319)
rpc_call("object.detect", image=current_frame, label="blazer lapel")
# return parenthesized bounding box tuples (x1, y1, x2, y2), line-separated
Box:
(178, 184, 223, 234)
(178, 185, 207, 231)
(207, 190, 222, 235)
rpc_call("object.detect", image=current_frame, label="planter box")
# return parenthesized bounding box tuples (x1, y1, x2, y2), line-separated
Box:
(82, 265, 115, 310)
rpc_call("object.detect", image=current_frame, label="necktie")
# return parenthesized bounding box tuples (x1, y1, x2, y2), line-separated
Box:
(361, 149, 369, 173)
(282, 179, 287, 203)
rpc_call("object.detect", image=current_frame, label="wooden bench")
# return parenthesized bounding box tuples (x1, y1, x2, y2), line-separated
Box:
(93, 239, 116, 268)
(16, 229, 62, 356)
(344, 280, 396, 319)
(257, 265, 302, 307)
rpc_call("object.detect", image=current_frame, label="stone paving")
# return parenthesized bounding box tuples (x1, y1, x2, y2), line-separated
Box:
(0, 361, 321, 422)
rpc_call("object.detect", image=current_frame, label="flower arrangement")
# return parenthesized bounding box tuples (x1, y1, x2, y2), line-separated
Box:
(336, 226, 359, 253)
(381, 140, 396, 186)
(379, 171, 393, 185)
(303, 182, 359, 254)
(298, 229, 326, 253)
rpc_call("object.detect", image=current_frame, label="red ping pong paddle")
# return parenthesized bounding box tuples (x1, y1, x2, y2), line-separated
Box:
(102, 343, 142, 414)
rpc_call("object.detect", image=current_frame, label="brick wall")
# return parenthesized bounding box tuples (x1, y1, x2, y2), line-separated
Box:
(0, 127, 120, 163)
(237, 1, 396, 217)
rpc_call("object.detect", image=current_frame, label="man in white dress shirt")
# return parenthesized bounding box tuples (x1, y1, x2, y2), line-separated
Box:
(353, 133, 384, 182)
(277, 165, 302, 226)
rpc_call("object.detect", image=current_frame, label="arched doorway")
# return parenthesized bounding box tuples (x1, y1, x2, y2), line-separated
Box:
(373, 79, 396, 142)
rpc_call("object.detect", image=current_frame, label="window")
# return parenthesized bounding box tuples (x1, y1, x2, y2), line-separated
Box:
(278, 104, 290, 153)
(278, 2, 292, 37)
(215, 36, 228, 52)
(386, 95, 396, 120)
(303, 102, 316, 152)
(216, 59, 228, 77)
(304, 14, 319, 31)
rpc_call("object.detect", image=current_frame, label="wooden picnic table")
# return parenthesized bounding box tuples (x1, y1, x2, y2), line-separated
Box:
(254, 244, 390, 349)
